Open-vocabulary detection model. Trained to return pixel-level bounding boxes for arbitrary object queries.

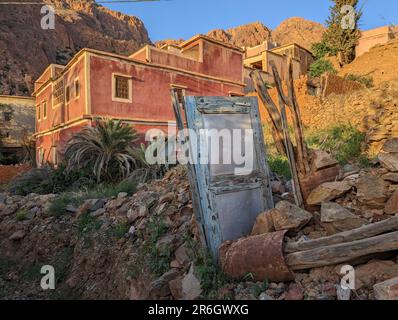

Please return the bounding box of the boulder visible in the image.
[382,138,398,154]
[9,230,26,241]
[181,264,202,300]
[175,243,191,266]
[321,202,367,235]
[271,180,285,194]
[373,277,398,300]
[149,269,180,299]
[272,201,312,232]
[306,181,352,205]
[385,190,398,215]
[284,284,304,300]
[312,150,338,171]
[251,210,275,235]
[356,174,388,208]
[382,172,398,183]
[0,203,18,217]
[355,260,398,290]
[378,153,398,172]
[169,276,183,300]
[127,205,148,223]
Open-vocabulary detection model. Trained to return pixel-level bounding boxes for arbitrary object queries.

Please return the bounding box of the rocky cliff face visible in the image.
[0,0,151,96]
[160,18,325,52]
[207,22,272,48]
[272,17,325,50]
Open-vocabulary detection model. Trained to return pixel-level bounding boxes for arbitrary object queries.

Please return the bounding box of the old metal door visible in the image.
[183,96,274,261]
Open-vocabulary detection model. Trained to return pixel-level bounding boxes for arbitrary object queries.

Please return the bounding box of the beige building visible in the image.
[0,95,35,163]
[356,26,395,57]
[243,41,314,89]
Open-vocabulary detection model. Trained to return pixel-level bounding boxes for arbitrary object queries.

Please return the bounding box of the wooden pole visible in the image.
[286,230,398,271]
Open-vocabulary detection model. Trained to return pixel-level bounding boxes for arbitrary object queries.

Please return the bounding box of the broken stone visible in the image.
[66,205,77,213]
[156,234,179,251]
[175,243,191,266]
[356,174,388,208]
[382,138,398,154]
[9,230,26,241]
[251,211,275,235]
[271,181,285,194]
[378,153,398,172]
[0,203,18,217]
[385,190,398,215]
[272,201,312,232]
[373,276,398,300]
[306,181,352,205]
[312,150,339,171]
[159,192,174,204]
[117,192,128,199]
[149,269,180,299]
[127,205,148,223]
[259,292,274,300]
[284,284,304,300]
[355,260,398,290]
[382,172,398,183]
[169,276,183,300]
[181,264,202,300]
[321,202,367,235]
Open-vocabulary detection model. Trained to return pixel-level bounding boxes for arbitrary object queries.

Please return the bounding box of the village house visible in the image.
[243,41,314,91]
[0,95,35,163]
[33,35,245,166]
[356,26,395,57]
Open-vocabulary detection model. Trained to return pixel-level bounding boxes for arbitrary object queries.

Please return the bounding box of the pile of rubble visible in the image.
[1,142,398,300]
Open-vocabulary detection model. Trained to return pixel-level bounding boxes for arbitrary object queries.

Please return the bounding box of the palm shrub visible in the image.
[64,118,140,183]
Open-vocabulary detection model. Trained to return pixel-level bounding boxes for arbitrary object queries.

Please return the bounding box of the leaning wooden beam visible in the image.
[284,216,398,253]
[270,60,307,177]
[286,230,398,271]
[250,70,287,156]
[286,58,310,175]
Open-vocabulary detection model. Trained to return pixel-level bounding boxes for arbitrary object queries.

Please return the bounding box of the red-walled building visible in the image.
[33,35,245,165]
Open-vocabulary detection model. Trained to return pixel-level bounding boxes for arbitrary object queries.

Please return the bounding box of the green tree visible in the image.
[64,118,140,183]
[322,0,362,66]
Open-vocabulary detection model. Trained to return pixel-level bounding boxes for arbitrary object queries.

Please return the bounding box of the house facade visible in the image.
[356,26,395,57]
[33,35,245,166]
[0,95,35,163]
[243,41,314,91]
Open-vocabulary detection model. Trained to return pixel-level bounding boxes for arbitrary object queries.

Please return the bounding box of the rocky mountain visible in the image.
[272,17,325,50]
[207,22,272,48]
[158,18,325,52]
[0,0,151,96]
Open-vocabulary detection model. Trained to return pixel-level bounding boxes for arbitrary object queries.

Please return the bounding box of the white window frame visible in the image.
[112,73,132,103]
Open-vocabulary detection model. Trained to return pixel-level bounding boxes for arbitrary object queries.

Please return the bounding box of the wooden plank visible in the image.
[286,230,398,271]
[285,216,398,253]
[250,70,287,156]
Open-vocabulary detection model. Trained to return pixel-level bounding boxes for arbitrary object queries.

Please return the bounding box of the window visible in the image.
[3,111,12,122]
[53,77,64,106]
[113,74,132,102]
[65,85,70,104]
[74,79,80,99]
[37,105,41,121]
[43,102,47,119]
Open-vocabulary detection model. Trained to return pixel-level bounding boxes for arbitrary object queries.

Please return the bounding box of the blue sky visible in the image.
[102,0,398,42]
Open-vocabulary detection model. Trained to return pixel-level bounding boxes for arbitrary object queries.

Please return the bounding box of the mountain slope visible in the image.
[0,0,151,95]
[272,17,325,50]
[207,22,272,48]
